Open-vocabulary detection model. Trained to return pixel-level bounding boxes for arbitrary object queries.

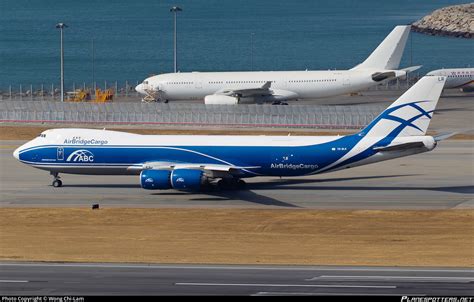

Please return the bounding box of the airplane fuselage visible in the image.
[427,68,474,90]
[15,129,435,177]
[138,70,385,102]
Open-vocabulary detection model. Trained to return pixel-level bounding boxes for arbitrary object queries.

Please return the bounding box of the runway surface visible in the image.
[0,262,472,295]
[1,140,472,209]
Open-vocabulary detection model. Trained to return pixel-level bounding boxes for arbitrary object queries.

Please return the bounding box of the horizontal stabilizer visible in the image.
[371,71,397,82]
[373,141,425,152]
[401,65,422,73]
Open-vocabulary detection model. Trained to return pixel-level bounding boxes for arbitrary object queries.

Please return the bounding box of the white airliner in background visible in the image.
[427,68,474,92]
[136,25,420,105]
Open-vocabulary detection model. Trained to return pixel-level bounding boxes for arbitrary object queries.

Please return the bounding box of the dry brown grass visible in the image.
[0,208,472,267]
[1,125,472,140]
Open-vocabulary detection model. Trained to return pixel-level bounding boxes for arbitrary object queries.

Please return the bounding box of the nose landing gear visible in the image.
[51,172,62,187]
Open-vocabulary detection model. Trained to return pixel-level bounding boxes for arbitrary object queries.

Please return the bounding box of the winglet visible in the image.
[262,81,272,89]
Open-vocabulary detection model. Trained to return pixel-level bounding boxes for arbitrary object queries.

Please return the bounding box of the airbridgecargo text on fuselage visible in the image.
[63,137,108,145]
[270,163,319,170]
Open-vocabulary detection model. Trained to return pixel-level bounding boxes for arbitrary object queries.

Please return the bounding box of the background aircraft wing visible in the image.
[215,81,273,97]
[205,81,298,104]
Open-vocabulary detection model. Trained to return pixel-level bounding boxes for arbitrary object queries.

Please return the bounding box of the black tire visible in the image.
[237,179,246,189]
[217,179,228,190]
[52,180,62,187]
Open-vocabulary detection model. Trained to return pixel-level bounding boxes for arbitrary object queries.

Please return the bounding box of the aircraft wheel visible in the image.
[217,179,228,190]
[217,179,245,190]
[52,179,63,187]
[237,179,246,189]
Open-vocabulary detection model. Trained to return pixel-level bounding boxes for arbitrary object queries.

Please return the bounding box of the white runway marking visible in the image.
[0,280,29,283]
[0,262,472,273]
[175,282,396,289]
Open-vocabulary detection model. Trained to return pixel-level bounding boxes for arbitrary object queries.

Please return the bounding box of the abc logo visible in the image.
[66,150,94,162]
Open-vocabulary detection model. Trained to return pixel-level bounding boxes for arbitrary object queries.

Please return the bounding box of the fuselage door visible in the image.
[57,147,64,161]
[343,77,351,86]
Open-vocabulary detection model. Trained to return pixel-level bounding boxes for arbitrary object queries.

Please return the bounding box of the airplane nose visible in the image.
[135,83,145,95]
[13,147,20,160]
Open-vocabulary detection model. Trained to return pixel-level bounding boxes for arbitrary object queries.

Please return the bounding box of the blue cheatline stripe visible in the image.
[20,160,141,167]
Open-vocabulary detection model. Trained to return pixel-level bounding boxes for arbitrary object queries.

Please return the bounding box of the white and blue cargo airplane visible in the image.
[14,76,447,190]
[135,25,420,104]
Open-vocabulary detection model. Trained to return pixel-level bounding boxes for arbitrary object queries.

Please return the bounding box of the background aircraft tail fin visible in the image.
[352,25,411,71]
[359,75,447,138]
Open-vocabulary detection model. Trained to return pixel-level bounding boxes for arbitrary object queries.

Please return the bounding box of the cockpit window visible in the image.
[38,134,46,138]
[144,81,148,84]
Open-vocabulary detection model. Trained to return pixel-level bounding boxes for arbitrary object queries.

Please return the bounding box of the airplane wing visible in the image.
[128,161,260,177]
[401,65,422,73]
[216,81,273,97]
[205,81,298,104]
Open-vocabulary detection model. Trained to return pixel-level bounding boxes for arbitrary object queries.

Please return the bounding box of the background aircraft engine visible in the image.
[204,95,239,105]
[170,169,206,191]
[140,170,172,190]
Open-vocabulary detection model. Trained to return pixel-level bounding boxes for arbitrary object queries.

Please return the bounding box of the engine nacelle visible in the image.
[204,95,239,105]
[140,170,171,190]
[171,169,205,191]
[140,169,206,191]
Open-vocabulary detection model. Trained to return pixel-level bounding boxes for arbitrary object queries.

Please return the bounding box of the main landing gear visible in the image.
[217,178,246,190]
[51,172,62,187]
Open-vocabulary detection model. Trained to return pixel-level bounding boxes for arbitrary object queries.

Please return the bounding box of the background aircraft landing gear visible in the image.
[50,172,62,187]
[272,101,289,105]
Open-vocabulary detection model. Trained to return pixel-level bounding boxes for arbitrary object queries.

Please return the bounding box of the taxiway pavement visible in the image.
[1,262,473,296]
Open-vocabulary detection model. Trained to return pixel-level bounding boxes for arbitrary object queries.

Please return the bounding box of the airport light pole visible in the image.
[250,32,255,71]
[56,22,68,102]
[170,6,182,73]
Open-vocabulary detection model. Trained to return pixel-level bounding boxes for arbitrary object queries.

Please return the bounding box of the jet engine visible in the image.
[204,95,239,105]
[140,169,207,191]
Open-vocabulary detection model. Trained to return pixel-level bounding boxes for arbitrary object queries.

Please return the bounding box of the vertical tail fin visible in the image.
[351,25,411,71]
[360,75,447,138]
